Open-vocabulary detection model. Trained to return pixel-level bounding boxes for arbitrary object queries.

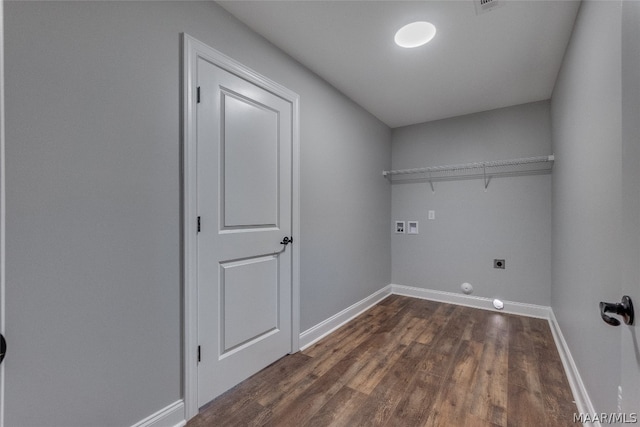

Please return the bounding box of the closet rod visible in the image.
[382,155,554,178]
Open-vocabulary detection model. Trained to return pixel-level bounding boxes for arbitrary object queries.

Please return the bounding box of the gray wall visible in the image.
[550,0,622,414]
[391,101,552,305]
[4,1,391,426]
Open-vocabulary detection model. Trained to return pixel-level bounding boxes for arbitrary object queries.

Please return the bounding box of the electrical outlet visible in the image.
[494,259,505,269]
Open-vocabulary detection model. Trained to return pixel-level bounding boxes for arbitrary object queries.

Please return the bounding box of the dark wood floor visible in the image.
[187,295,577,426]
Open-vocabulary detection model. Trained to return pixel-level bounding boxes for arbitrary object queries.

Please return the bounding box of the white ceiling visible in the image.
[218,0,580,128]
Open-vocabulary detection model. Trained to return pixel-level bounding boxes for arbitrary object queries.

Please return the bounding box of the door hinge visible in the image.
[197,216,201,233]
[197,87,201,104]
[197,345,201,363]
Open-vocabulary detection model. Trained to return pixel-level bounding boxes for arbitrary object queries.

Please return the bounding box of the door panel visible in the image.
[221,91,279,229]
[196,56,292,407]
[220,256,279,353]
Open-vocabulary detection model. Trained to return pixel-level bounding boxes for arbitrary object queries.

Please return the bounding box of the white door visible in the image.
[0,0,5,425]
[620,0,640,414]
[195,56,293,407]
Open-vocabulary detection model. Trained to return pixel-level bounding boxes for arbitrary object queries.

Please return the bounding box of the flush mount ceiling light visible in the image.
[394,21,437,48]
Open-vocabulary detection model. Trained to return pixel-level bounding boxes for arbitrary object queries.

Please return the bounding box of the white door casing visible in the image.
[182,34,300,419]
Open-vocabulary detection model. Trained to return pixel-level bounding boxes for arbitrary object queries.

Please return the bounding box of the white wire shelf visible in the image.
[383,155,554,189]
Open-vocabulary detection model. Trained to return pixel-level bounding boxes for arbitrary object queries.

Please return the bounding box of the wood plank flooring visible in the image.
[187,295,577,427]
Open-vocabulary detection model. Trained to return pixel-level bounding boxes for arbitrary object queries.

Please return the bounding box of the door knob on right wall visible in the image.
[599,296,634,326]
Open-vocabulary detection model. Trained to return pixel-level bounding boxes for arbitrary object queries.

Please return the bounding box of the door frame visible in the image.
[181,34,300,420]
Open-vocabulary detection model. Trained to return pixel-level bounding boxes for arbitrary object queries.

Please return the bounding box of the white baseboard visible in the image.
[547,310,599,427]
[131,400,186,427]
[299,285,392,350]
[390,284,551,319]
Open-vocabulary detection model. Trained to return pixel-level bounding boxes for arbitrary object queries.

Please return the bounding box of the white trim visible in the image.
[299,285,392,350]
[181,33,198,420]
[290,80,301,354]
[181,33,301,421]
[390,284,551,319]
[130,401,185,427]
[547,310,599,427]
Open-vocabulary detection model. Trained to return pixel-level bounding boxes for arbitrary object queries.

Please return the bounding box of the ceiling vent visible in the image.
[475,0,504,15]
